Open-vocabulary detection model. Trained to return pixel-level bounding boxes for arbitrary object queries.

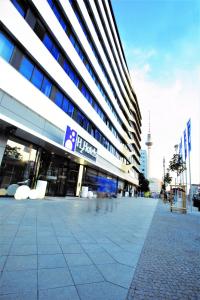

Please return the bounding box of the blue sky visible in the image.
[112,0,200,183]
[112,0,200,80]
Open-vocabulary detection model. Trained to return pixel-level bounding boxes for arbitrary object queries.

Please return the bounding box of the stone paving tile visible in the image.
[97,263,134,289]
[77,281,128,300]
[37,237,58,245]
[0,245,10,256]
[108,250,139,267]
[4,255,37,271]
[127,201,200,300]
[9,244,37,255]
[0,270,37,294]
[37,244,62,255]
[100,243,123,253]
[64,253,93,266]
[0,197,159,299]
[0,256,7,272]
[38,268,73,290]
[12,237,37,245]
[60,243,84,254]
[87,251,116,265]
[0,290,37,300]
[57,236,78,244]
[69,264,104,284]
[81,243,104,253]
[39,286,80,300]
[38,254,67,269]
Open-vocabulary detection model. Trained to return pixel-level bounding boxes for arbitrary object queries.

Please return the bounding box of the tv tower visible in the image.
[145,111,153,179]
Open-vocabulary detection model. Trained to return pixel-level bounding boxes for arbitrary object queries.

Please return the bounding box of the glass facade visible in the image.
[0,0,140,198]
[38,151,79,196]
[0,28,131,164]
[10,0,140,153]
[0,139,37,189]
[0,32,14,62]
[82,167,118,196]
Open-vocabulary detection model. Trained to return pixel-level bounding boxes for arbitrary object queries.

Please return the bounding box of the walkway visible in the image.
[0,196,158,300]
[127,201,200,300]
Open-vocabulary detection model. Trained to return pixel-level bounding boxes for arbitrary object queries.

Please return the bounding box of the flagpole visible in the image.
[184,160,188,209]
[188,151,192,212]
[187,119,192,213]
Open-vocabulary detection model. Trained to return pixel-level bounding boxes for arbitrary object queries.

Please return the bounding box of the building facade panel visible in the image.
[0,0,141,197]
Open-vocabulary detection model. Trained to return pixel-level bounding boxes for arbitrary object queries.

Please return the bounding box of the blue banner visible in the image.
[179,137,183,158]
[183,129,187,160]
[187,119,191,152]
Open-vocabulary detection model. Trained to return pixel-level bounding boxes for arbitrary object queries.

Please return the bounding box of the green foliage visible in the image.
[164,172,172,185]
[138,172,149,192]
[4,145,22,160]
[169,154,186,175]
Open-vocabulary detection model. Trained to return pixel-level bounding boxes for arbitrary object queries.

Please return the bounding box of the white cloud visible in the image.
[130,65,200,183]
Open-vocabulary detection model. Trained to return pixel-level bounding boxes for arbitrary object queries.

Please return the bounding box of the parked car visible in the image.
[193,192,200,211]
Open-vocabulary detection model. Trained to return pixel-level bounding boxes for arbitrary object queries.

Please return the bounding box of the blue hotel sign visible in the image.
[64,126,97,161]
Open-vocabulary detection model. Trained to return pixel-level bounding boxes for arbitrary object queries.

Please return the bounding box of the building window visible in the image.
[11,0,27,18]
[43,34,53,52]
[31,67,44,89]
[54,91,63,107]
[62,97,69,113]
[0,32,14,62]
[41,76,52,97]
[0,29,126,163]
[68,103,74,117]
[19,57,34,80]
[63,60,70,74]
[59,17,67,31]
[51,45,59,60]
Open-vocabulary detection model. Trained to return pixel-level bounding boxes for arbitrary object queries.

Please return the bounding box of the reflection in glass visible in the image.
[19,57,34,80]
[0,32,14,62]
[0,140,37,189]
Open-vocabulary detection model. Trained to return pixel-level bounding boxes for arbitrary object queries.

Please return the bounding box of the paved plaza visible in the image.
[127,201,200,300]
[0,197,158,300]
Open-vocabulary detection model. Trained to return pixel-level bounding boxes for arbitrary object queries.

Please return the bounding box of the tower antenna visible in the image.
[145,111,153,179]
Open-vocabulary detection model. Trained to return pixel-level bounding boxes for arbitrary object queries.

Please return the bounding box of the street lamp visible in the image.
[174,144,179,202]
[163,157,165,190]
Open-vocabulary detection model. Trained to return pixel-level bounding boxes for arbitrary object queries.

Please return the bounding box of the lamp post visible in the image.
[163,157,165,188]
[174,144,178,202]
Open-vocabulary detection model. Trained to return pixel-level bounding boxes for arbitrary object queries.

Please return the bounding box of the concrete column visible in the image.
[0,132,8,166]
[76,165,84,196]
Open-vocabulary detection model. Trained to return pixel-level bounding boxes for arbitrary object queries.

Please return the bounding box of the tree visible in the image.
[138,172,149,192]
[169,154,186,176]
[4,145,22,160]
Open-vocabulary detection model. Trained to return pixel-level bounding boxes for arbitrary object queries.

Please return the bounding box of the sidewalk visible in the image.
[127,201,200,300]
[0,196,158,300]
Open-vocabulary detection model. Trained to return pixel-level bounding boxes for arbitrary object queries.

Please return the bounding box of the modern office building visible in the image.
[139,150,147,179]
[0,0,141,197]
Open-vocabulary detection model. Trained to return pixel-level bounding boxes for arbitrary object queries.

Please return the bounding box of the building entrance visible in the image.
[38,151,79,196]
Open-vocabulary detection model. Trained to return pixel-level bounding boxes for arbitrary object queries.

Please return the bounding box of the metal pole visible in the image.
[188,152,192,212]
[174,144,179,204]
[184,161,188,209]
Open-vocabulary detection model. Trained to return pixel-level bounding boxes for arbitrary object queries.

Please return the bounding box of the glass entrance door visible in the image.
[39,151,79,196]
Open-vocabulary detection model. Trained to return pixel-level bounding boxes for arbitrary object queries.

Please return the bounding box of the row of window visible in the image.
[0,30,130,165]
[72,0,135,127]
[10,0,127,148]
[68,0,140,151]
[47,0,122,126]
[10,0,140,154]
[99,0,133,98]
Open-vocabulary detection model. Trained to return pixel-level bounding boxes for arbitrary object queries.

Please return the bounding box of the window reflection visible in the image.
[0,140,37,189]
